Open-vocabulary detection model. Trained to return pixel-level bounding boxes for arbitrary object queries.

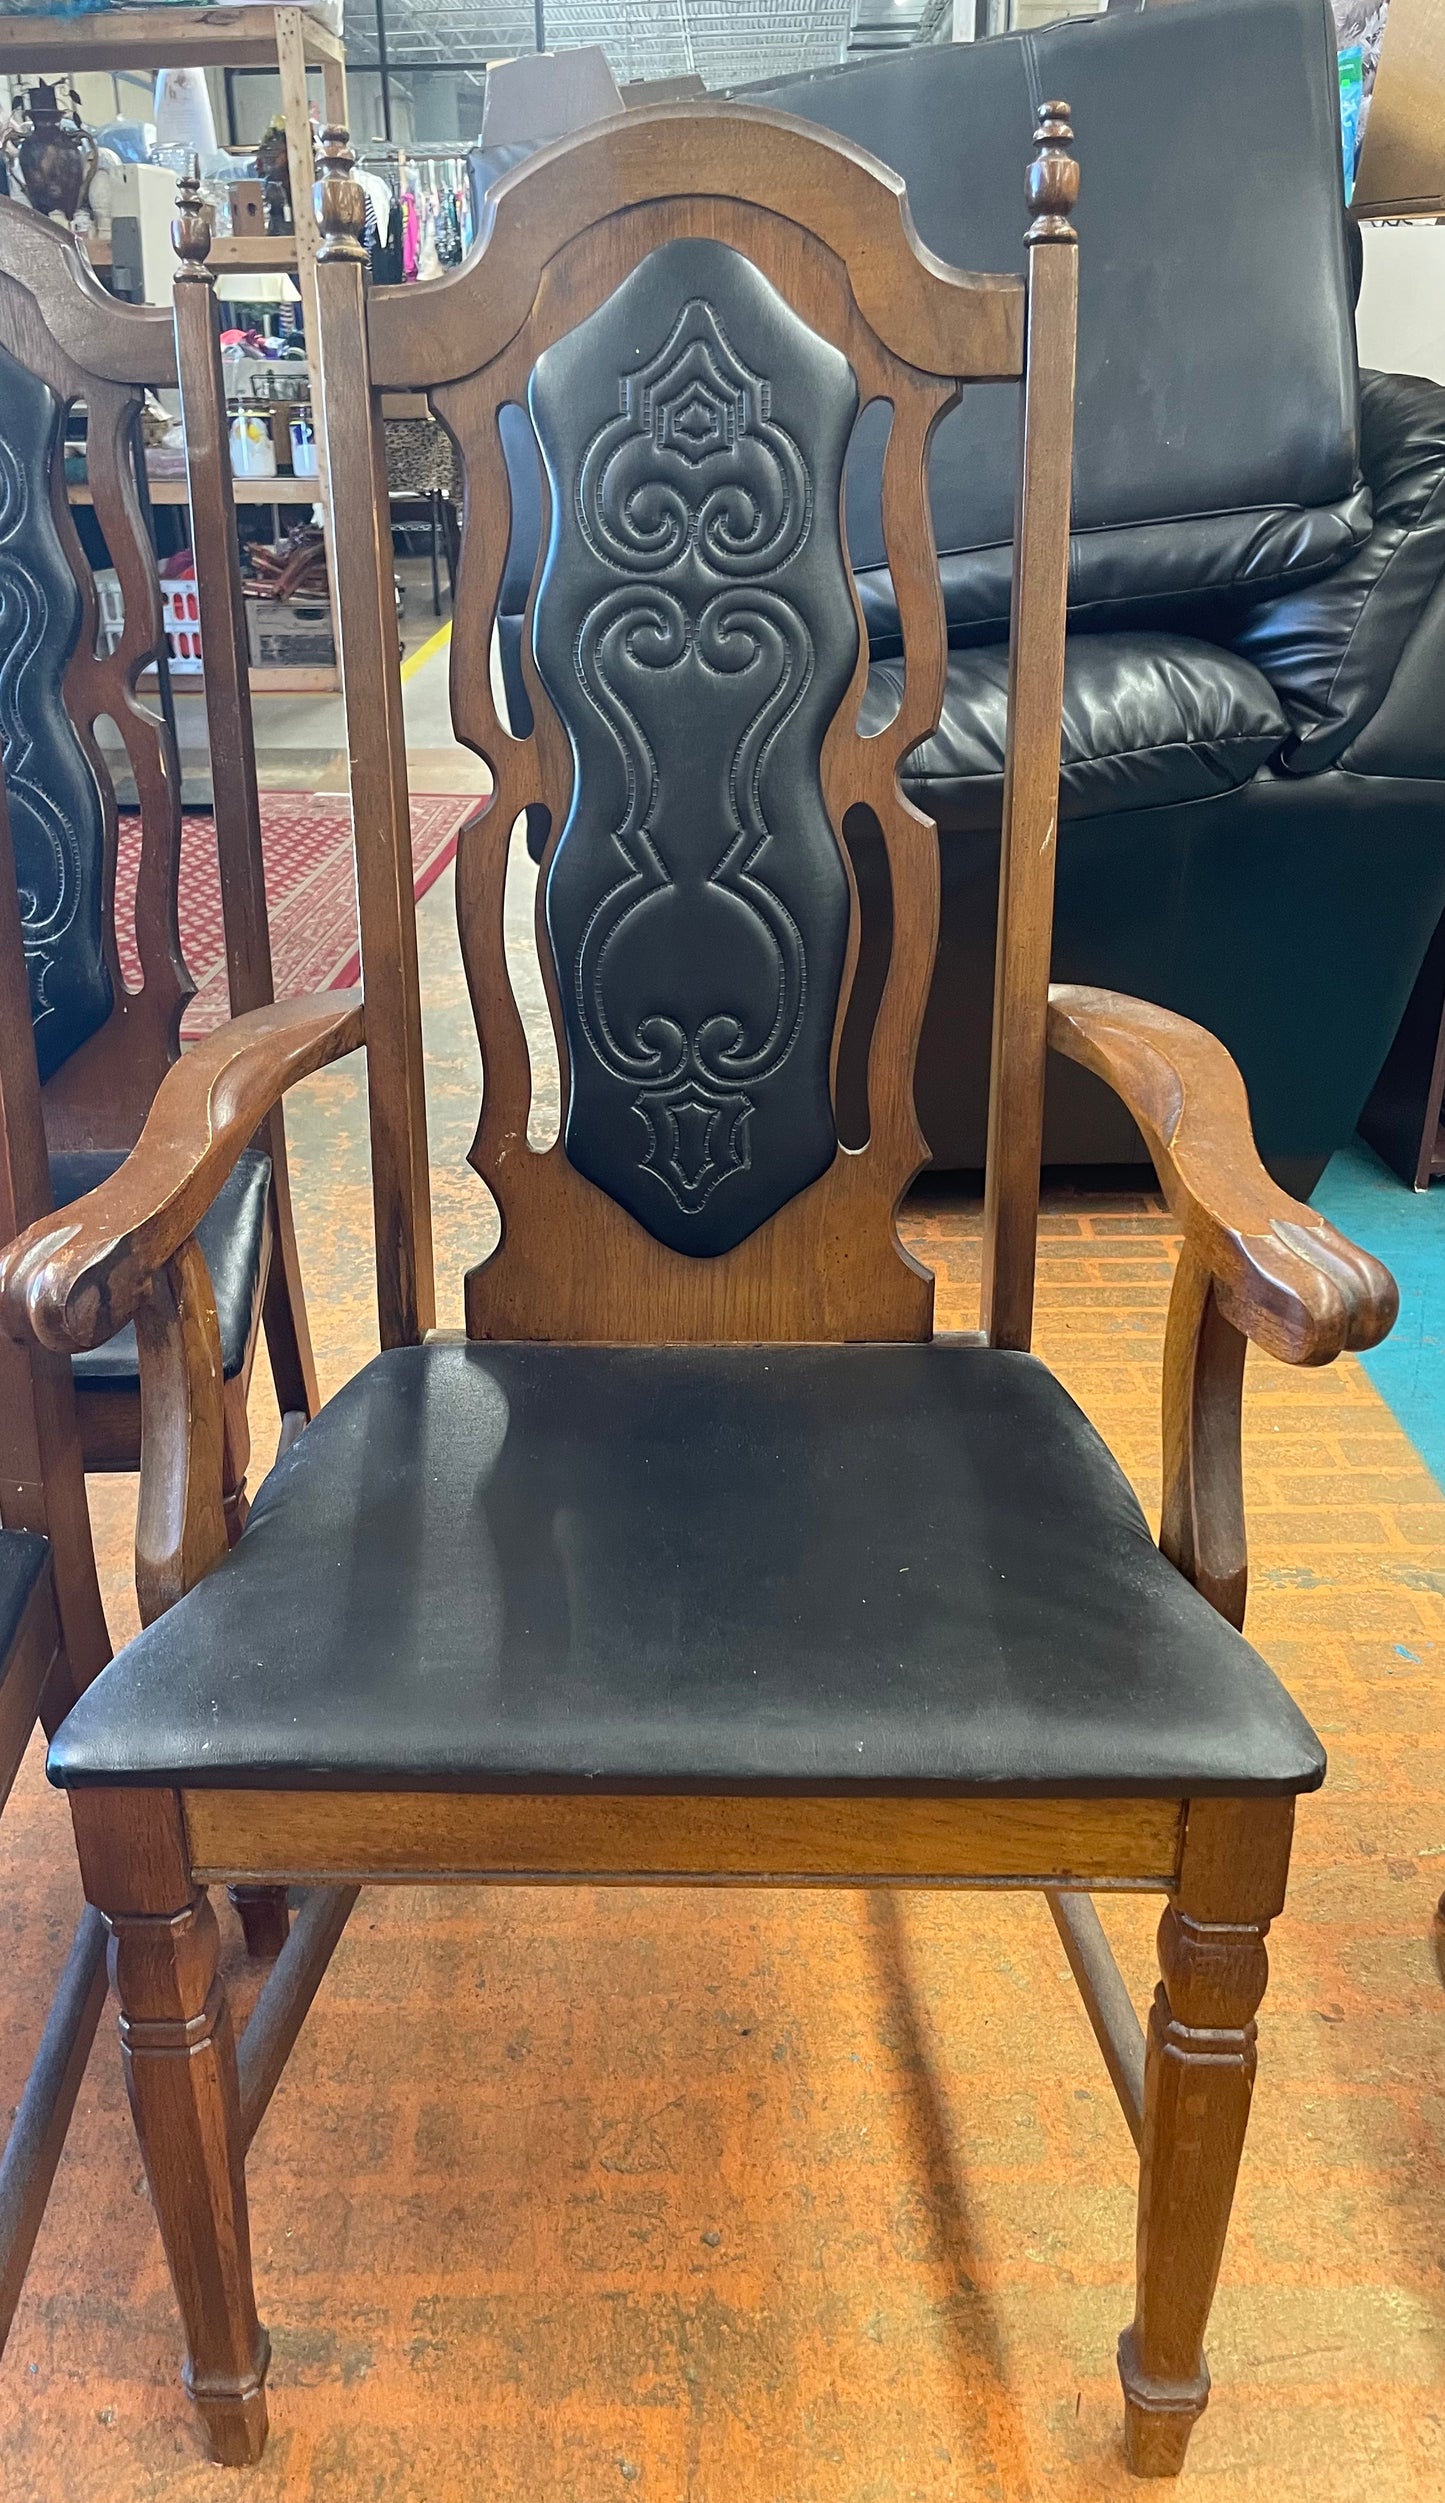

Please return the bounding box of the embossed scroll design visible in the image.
[574,577,811,1218]
[532,260,856,1253]
[0,342,108,1073]
[574,301,810,1220]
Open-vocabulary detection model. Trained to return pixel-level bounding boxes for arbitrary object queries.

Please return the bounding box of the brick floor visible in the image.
[1,874,1442,2501]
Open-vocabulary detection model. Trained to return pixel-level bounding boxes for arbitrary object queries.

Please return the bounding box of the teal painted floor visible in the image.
[1316,1139,1445,1490]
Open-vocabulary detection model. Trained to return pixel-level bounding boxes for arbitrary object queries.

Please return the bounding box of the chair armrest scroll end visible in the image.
[1047,985,1397,1366]
[0,992,365,1357]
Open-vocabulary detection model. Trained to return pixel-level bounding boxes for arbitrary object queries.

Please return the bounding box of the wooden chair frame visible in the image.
[0,107,1396,2476]
[0,196,318,1551]
[0,190,338,1961]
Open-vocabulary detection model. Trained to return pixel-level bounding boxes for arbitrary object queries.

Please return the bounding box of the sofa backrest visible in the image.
[747,0,1369,645]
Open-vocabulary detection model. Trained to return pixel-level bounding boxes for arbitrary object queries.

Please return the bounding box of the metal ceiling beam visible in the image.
[346,0,949,104]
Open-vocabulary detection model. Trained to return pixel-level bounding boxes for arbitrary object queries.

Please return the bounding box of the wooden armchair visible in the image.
[0,198,319,1577]
[0,108,1395,2476]
[0,190,331,1958]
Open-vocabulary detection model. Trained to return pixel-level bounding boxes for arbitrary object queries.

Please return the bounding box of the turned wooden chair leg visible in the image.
[1118,1797,1294,2477]
[228,1884,291,1960]
[109,1892,268,2461]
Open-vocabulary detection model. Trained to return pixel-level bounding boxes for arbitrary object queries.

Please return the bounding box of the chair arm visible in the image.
[1047,985,1396,1367]
[0,995,364,1359]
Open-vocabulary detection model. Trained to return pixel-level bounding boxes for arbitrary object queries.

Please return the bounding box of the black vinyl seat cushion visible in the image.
[50,1148,271,1389]
[47,1342,1323,1800]
[872,634,1288,835]
[0,1530,50,1672]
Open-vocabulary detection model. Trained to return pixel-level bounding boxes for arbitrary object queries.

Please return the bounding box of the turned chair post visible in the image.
[980,105,1080,1354]
[312,128,435,1352]
[172,161,319,1432]
[167,182,306,1955]
[170,184,294,1969]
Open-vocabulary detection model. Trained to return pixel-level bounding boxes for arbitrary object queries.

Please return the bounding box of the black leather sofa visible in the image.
[485,0,1445,1193]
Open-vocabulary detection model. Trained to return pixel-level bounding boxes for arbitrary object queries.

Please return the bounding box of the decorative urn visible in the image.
[11,82,99,223]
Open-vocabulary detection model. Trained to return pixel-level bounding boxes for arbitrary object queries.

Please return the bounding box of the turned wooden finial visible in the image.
[1025,100,1078,244]
[172,154,213,280]
[315,125,368,264]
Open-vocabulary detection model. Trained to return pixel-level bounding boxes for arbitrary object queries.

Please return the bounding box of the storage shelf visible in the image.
[76,228,297,280]
[209,236,300,272]
[0,8,342,74]
[70,476,321,507]
[9,4,347,704]
[141,664,340,696]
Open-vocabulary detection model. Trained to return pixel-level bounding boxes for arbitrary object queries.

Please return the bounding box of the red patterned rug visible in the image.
[115,792,476,1038]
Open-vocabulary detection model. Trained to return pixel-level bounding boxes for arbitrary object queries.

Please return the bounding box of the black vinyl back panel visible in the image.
[0,340,111,1079]
[528,238,860,1258]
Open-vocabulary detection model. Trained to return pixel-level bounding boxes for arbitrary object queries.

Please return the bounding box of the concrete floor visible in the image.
[99,558,488,804]
[2,633,1444,2499]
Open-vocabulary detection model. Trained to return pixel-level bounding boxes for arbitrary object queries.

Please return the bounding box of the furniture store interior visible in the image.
[0,0,1442,2494]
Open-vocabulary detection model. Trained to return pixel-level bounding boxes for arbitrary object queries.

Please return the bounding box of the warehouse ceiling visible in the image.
[346,0,951,93]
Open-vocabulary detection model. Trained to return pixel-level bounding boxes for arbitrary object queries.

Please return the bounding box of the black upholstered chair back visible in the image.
[0,334,111,1078]
[0,204,187,1147]
[527,235,861,1258]
[316,103,1076,1349]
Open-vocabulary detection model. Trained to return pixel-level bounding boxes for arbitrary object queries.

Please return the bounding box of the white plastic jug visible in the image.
[230,410,277,481]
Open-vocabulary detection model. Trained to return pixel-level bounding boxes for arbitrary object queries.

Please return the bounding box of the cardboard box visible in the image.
[228,180,266,236]
[1352,0,1445,217]
[246,596,335,671]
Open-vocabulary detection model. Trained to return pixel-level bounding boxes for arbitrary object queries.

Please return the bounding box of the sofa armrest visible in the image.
[1231,370,1445,773]
[0,996,363,1359]
[1047,985,1396,1365]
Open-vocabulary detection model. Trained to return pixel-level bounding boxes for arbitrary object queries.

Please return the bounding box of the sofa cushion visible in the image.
[866,634,1287,834]
[750,0,1370,638]
[854,498,1373,660]
[1232,370,1445,773]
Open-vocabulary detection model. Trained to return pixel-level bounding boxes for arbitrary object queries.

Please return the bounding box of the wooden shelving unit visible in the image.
[140,664,337,696]
[1,8,346,694]
[209,234,301,271]
[0,6,343,76]
[70,475,321,506]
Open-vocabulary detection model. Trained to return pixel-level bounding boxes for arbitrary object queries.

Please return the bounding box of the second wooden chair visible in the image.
[0,196,318,1540]
[0,194,324,1957]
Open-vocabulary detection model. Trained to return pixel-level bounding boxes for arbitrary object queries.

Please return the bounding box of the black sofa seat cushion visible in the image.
[48,1342,1323,1800]
[870,634,1287,835]
[50,1147,271,1389]
[0,1531,49,1671]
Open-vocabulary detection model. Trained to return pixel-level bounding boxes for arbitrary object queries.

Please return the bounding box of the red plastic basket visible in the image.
[162,578,203,674]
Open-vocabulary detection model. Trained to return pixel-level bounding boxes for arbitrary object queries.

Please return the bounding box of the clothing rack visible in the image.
[353,147,476,285]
